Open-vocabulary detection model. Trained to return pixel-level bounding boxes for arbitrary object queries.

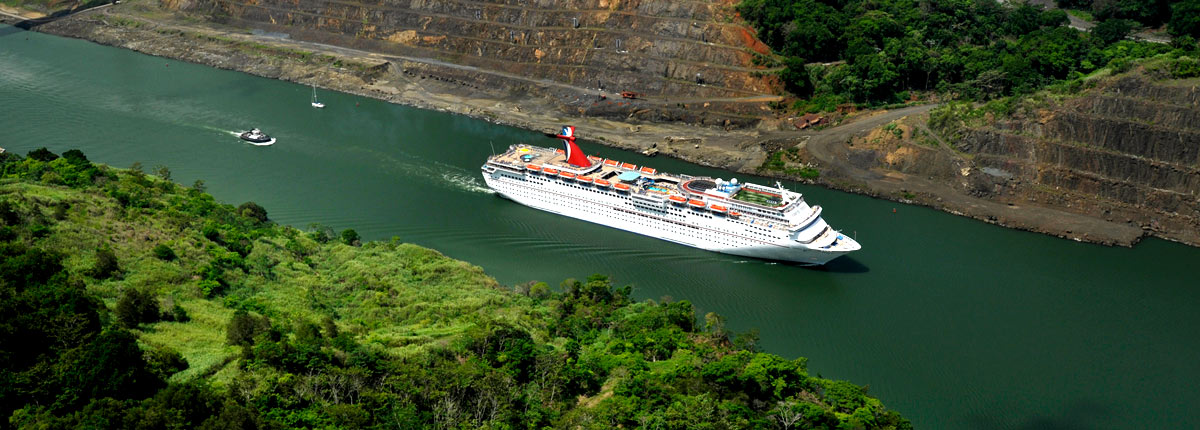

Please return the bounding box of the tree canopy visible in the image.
[737,0,1183,109]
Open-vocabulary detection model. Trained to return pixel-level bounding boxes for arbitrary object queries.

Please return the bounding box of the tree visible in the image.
[91,246,121,279]
[152,244,177,261]
[115,287,161,329]
[62,149,90,166]
[237,202,269,224]
[153,165,172,181]
[340,229,360,246]
[1093,19,1136,45]
[780,57,814,97]
[27,147,58,162]
[226,310,270,346]
[1056,0,1093,8]
[1169,0,1200,38]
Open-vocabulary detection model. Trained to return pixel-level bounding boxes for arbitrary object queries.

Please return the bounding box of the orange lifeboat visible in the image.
[526,164,542,173]
[621,162,637,170]
[594,179,611,188]
[543,168,559,175]
[555,148,565,154]
[687,199,705,209]
[668,195,687,204]
[577,176,594,183]
[709,204,728,214]
[588,155,602,163]
[560,171,576,180]
[640,166,657,175]
[603,159,620,167]
[729,211,741,218]
[614,183,631,192]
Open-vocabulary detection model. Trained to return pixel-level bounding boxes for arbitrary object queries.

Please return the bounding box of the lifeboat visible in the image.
[526,164,542,173]
[577,176,594,184]
[621,162,637,170]
[640,166,657,175]
[543,168,559,175]
[687,199,705,209]
[709,204,728,214]
[729,211,741,218]
[614,183,631,192]
[588,155,603,163]
[603,159,619,167]
[668,195,687,204]
[555,148,565,154]
[594,179,611,188]
[560,171,576,180]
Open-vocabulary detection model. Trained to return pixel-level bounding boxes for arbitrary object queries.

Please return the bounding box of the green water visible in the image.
[3,25,1198,428]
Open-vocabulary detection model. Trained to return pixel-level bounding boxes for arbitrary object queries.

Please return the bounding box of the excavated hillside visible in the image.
[164,0,782,121]
[823,71,1200,246]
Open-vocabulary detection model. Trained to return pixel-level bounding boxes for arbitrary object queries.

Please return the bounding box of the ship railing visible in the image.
[794,225,831,245]
[789,205,822,232]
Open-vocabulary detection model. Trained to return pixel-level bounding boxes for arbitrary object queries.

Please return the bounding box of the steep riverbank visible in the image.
[0,148,909,428]
[2,2,1188,248]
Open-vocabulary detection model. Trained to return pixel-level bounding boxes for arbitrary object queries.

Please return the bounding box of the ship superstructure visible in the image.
[481,127,861,265]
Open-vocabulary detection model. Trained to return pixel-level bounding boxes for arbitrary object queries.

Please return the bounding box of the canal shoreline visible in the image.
[1,5,1157,248]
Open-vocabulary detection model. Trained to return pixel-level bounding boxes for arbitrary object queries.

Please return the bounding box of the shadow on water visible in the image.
[9,0,109,30]
[0,23,25,38]
[802,256,869,273]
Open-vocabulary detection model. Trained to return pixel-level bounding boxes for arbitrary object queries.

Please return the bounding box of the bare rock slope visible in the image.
[823,72,1200,246]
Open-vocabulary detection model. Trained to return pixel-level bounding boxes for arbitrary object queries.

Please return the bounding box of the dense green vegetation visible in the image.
[1,148,908,429]
[736,0,1195,110]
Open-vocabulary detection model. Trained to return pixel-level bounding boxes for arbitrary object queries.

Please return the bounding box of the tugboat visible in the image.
[239,128,275,146]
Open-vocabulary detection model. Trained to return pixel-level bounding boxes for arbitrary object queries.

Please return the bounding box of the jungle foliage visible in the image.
[0,148,908,429]
[737,0,1193,109]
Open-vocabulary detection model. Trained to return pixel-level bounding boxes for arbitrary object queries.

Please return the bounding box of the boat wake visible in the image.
[441,171,495,194]
[347,148,494,195]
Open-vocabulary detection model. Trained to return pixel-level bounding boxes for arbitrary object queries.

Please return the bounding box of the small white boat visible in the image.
[311,84,325,109]
[239,128,276,146]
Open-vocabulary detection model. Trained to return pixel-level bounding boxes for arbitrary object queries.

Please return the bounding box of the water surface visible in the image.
[3,25,1198,429]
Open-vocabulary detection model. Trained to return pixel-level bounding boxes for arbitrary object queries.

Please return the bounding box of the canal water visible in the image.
[3,25,1198,429]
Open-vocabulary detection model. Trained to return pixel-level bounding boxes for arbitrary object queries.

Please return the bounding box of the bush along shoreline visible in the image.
[0,148,909,429]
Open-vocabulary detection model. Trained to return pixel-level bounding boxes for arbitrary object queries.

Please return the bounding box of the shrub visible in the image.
[91,246,122,279]
[152,244,177,261]
[237,202,269,224]
[115,287,161,329]
[226,310,271,346]
[1093,19,1136,45]
[62,149,90,166]
[145,347,189,381]
[26,147,58,162]
[162,302,190,322]
[1170,57,1200,78]
[340,229,360,246]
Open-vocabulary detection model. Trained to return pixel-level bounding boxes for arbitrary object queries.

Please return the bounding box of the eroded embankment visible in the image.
[6,4,1192,248]
[810,73,1200,247]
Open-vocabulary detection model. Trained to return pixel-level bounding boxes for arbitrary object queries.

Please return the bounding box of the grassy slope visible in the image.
[2,154,908,428]
[9,177,537,383]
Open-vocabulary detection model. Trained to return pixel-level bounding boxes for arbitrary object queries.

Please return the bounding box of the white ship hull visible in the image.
[482,168,857,265]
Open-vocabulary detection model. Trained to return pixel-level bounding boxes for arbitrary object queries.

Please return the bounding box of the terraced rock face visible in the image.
[955,75,1200,245]
[170,0,780,100]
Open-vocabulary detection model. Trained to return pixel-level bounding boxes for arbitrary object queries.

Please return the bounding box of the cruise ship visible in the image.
[481,126,861,265]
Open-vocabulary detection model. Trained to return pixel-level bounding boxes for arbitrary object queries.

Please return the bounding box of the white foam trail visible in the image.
[441,171,495,194]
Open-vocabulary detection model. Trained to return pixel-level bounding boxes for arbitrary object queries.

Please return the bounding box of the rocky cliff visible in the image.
[165,0,781,118]
[839,72,1200,246]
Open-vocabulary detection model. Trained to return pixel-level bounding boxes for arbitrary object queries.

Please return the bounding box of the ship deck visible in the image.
[488,144,801,232]
[491,144,689,195]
